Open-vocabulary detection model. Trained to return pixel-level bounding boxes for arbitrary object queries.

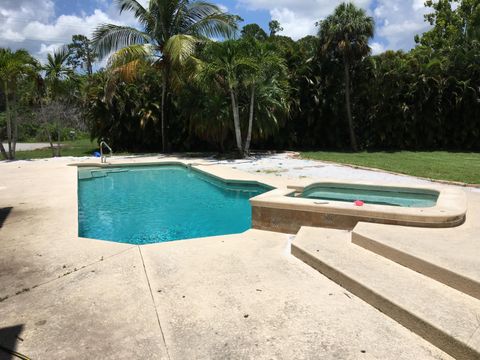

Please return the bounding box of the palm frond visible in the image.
[0,48,38,86]
[107,44,155,68]
[43,46,73,81]
[112,59,143,83]
[317,2,374,59]
[92,24,153,59]
[115,0,153,28]
[183,2,238,39]
[163,34,198,66]
[187,13,238,39]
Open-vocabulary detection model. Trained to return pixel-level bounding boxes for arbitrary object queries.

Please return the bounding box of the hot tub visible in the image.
[250,180,466,233]
[294,183,439,208]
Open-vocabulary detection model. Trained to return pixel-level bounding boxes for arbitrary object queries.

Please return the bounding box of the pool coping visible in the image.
[73,160,282,189]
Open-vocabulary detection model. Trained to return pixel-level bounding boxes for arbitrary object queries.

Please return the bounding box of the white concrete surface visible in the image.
[0,156,454,359]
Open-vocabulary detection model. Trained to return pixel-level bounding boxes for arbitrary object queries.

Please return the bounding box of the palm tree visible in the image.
[0,49,38,160]
[92,0,238,152]
[200,39,289,157]
[44,47,74,99]
[242,39,289,154]
[41,47,77,156]
[201,40,256,156]
[318,2,374,151]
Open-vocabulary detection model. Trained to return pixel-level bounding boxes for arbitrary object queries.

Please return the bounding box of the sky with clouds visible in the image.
[0,0,433,62]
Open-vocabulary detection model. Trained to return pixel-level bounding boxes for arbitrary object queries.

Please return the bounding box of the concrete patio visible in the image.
[1,156,477,359]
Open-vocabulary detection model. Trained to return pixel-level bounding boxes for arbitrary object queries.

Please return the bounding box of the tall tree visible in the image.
[241,24,267,41]
[0,49,38,160]
[67,34,98,75]
[201,40,253,155]
[318,2,374,151]
[92,0,237,152]
[44,47,74,99]
[201,39,289,157]
[268,20,283,37]
[42,47,77,156]
[243,39,289,154]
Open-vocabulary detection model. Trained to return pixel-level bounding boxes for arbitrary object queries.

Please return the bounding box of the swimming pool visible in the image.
[297,183,439,207]
[78,164,272,244]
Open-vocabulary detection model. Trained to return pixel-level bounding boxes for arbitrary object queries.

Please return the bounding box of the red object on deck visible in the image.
[354,200,364,206]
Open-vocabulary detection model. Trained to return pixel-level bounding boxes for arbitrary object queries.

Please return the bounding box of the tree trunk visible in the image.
[244,85,255,156]
[230,88,243,156]
[12,92,17,159]
[343,58,358,152]
[4,81,12,160]
[56,122,61,157]
[86,49,93,76]
[0,142,7,160]
[160,77,167,153]
[46,129,55,157]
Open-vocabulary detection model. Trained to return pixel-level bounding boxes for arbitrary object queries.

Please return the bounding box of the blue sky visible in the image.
[53,0,272,31]
[0,0,433,61]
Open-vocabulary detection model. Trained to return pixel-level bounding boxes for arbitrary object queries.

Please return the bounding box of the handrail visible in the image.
[99,141,113,163]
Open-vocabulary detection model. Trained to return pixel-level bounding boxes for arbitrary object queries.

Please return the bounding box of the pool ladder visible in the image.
[99,141,113,163]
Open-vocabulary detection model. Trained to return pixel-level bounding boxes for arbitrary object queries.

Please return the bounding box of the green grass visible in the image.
[300,151,480,184]
[14,138,99,160]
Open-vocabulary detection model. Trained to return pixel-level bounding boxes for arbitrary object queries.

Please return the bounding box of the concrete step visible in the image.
[352,222,480,301]
[292,227,480,360]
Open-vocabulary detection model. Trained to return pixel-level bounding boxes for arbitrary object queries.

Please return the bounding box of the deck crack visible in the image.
[138,246,171,360]
[0,246,136,303]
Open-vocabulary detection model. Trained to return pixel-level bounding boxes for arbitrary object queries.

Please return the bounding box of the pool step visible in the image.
[78,169,130,180]
[292,227,480,360]
[78,170,107,180]
[352,224,480,300]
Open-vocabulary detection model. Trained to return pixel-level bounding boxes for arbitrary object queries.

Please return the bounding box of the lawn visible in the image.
[301,151,480,185]
[14,138,99,160]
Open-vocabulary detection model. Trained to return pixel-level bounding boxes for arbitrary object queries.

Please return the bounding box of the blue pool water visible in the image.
[78,165,271,244]
[298,183,438,207]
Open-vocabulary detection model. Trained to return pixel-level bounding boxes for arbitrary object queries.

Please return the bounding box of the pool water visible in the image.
[78,165,271,244]
[298,183,438,207]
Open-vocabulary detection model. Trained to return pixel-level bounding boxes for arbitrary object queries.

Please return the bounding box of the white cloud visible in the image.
[0,29,25,43]
[373,0,431,50]
[21,10,120,44]
[412,0,426,11]
[0,0,140,62]
[217,4,229,13]
[270,8,316,40]
[38,43,64,58]
[370,42,386,55]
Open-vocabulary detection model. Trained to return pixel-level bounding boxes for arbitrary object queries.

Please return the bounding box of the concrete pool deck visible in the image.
[0,155,478,359]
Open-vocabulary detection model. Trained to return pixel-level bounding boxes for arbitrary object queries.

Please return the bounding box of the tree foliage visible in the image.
[0,49,39,159]
[92,0,238,152]
[317,2,374,151]
[67,34,98,75]
[241,24,267,41]
[268,20,283,37]
[1,1,480,159]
